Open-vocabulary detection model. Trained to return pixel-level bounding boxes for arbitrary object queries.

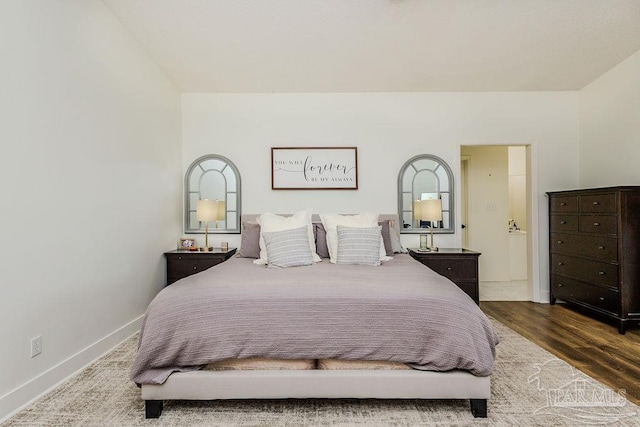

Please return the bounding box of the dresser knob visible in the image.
[178,256,183,260]
[594,222,600,226]
[558,262,564,266]
[193,266,198,270]
[599,296,605,301]
[560,202,566,206]
[560,221,567,225]
[598,246,605,250]
[593,201,600,205]
[558,283,564,287]
[557,240,563,244]
[599,271,605,275]
[447,267,452,271]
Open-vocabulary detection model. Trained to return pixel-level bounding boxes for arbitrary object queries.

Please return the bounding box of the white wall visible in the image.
[579,48,640,187]
[0,1,182,420]
[182,92,580,302]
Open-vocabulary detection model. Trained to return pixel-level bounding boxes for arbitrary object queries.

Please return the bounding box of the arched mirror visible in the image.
[398,154,454,234]
[184,154,241,234]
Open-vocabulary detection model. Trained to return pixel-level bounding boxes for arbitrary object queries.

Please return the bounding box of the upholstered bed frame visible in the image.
[139,214,491,419]
[142,368,490,418]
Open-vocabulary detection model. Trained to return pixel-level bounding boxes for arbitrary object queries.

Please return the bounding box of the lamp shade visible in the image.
[216,200,226,220]
[420,199,443,221]
[413,199,422,221]
[196,199,218,222]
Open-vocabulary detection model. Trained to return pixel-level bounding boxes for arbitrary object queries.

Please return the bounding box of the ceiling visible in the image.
[103,0,640,93]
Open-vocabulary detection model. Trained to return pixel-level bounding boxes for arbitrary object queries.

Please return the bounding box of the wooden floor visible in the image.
[481,301,640,406]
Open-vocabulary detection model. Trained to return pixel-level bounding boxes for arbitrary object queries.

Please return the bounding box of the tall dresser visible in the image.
[547,186,640,334]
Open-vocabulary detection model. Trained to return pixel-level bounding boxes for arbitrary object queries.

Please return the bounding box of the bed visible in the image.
[131,213,499,419]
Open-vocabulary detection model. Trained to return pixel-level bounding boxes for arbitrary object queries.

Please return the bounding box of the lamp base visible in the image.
[428,246,439,252]
[199,246,213,252]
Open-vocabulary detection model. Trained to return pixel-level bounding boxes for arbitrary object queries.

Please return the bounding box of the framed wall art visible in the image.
[271,147,358,190]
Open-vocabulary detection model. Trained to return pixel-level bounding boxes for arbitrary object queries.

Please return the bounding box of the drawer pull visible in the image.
[193,266,198,270]
[599,271,605,275]
[558,283,564,287]
[178,256,183,260]
[560,220,567,225]
[599,296,605,301]
[594,222,600,226]
[598,246,605,250]
[447,267,452,271]
[560,202,566,206]
[557,240,563,244]
[557,262,564,266]
[593,201,600,206]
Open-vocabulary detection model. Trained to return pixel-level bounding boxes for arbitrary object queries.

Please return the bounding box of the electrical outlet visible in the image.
[30,336,42,358]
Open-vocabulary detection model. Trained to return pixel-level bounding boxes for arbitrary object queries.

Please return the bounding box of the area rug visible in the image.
[2,319,638,426]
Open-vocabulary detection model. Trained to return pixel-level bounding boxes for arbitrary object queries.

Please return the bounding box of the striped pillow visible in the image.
[262,226,314,269]
[336,225,382,266]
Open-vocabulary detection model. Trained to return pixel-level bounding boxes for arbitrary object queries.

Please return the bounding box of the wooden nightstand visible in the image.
[408,248,481,304]
[164,248,237,285]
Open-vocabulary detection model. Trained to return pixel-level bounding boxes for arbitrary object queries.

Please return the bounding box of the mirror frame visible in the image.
[184,154,241,234]
[397,154,455,234]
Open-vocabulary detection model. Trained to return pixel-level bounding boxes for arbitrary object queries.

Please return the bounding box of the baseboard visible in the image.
[0,315,143,423]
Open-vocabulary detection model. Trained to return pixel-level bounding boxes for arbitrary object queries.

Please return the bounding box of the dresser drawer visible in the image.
[550,195,578,213]
[550,214,578,232]
[551,275,620,315]
[420,258,478,281]
[579,215,617,235]
[579,193,616,213]
[551,254,619,289]
[551,233,618,262]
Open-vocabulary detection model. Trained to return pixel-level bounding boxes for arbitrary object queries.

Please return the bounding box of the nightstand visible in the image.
[164,248,237,285]
[408,248,481,304]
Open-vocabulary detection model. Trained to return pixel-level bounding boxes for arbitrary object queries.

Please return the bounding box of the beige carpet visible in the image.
[2,319,638,426]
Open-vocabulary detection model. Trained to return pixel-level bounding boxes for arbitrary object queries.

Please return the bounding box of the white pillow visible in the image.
[319,212,392,264]
[254,210,320,265]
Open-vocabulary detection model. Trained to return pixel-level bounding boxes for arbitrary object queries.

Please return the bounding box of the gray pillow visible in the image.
[379,220,393,257]
[314,222,330,258]
[336,225,382,266]
[237,221,261,258]
[262,226,314,269]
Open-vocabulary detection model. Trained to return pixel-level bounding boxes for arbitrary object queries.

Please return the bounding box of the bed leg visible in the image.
[470,399,487,418]
[145,400,163,418]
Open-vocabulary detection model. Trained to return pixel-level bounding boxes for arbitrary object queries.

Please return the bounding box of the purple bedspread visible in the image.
[131,254,499,385]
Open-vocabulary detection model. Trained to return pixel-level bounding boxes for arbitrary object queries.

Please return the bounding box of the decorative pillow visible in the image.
[319,213,392,264]
[379,220,393,257]
[262,226,315,269]
[389,225,405,253]
[237,221,261,258]
[336,225,382,266]
[255,210,320,265]
[314,222,330,258]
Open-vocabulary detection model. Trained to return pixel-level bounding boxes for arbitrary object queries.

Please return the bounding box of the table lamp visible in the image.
[196,199,218,251]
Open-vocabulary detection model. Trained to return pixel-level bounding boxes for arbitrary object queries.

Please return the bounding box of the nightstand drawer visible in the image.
[167,257,213,279]
[164,249,237,285]
[421,258,478,281]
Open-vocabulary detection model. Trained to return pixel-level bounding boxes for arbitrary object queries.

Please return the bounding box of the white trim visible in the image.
[0,315,144,423]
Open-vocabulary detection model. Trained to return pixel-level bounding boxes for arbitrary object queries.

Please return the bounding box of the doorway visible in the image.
[460,145,531,301]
